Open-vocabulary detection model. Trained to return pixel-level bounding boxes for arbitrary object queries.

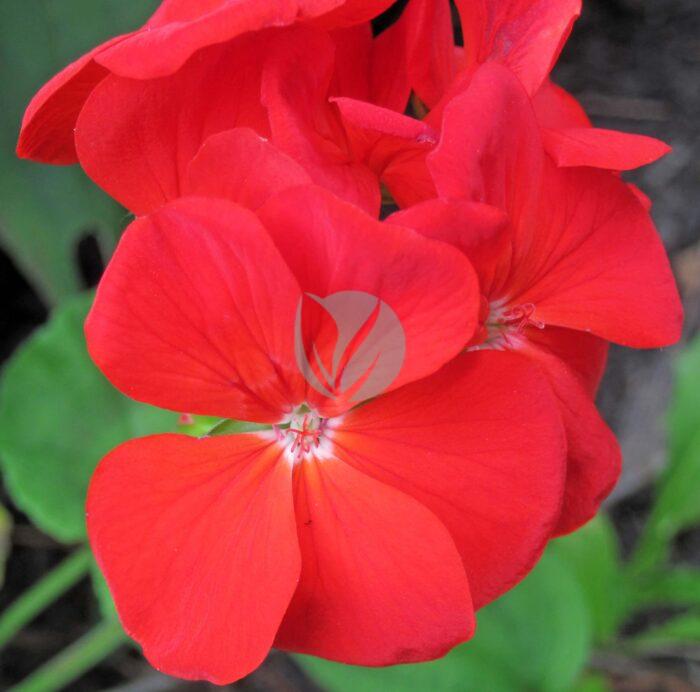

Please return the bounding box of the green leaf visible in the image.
[0,293,176,543]
[631,336,700,572]
[631,611,700,649]
[667,334,700,463]
[550,515,624,643]
[0,0,158,305]
[298,645,516,692]
[298,552,592,692]
[208,419,272,436]
[630,567,700,610]
[572,674,612,692]
[633,431,700,572]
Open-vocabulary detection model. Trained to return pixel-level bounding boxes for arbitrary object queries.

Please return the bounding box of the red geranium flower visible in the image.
[389,64,683,534]
[85,149,567,682]
[380,0,582,110]
[339,0,671,207]
[18,1,433,216]
[16,0,402,162]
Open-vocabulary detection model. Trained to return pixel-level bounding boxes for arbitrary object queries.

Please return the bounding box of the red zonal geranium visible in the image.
[390,64,683,535]
[84,148,567,683]
[16,0,399,163]
[16,3,427,217]
[336,0,672,203]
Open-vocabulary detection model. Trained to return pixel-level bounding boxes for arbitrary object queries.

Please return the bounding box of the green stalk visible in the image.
[10,619,126,692]
[0,547,91,648]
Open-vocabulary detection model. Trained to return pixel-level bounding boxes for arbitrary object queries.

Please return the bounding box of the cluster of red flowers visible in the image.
[18,0,683,684]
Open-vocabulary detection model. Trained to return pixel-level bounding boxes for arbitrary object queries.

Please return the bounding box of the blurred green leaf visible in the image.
[630,567,700,610]
[667,334,700,464]
[298,644,516,692]
[631,336,700,572]
[298,552,592,692]
[0,292,176,543]
[572,674,611,692]
[0,0,158,305]
[631,611,700,649]
[176,415,224,437]
[551,515,623,643]
[645,429,700,545]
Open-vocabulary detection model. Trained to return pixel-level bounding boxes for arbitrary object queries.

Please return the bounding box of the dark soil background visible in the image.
[1,0,699,689]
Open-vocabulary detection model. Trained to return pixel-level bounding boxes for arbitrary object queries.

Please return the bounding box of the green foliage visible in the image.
[572,674,611,692]
[632,336,700,572]
[0,0,157,305]
[631,567,700,610]
[298,552,592,692]
[0,293,176,543]
[550,515,623,643]
[631,611,700,650]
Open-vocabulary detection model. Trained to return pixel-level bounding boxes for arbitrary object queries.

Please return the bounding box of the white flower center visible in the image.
[272,408,335,465]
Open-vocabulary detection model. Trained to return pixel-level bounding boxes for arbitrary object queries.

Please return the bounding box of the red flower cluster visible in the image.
[18,0,682,684]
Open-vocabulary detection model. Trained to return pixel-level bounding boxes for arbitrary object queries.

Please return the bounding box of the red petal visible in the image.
[428,63,544,224]
[512,166,683,348]
[328,25,372,101]
[185,129,312,210]
[88,434,299,684]
[387,197,514,294]
[333,350,567,608]
[456,0,581,95]
[275,458,474,663]
[400,0,459,108]
[628,183,653,211]
[518,342,621,535]
[75,37,271,215]
[533,79,591,129]
[526,326,608,398]
[370,17,412,112]
[96,1,298,79]
[333,97,438,206]
[261,28,380,215]
[257,185,480,412]
[542,128,671,170]
[86,197,304,421]
[16,36,126,164]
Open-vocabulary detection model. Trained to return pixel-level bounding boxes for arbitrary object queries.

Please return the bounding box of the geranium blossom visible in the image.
[337,0,671,207]
[389,64,683,533]
[17,2,424,216]
[65,25,432,216]
[17,0,672,217]
[84,156,568,681]
[15,0,398,162]
[13,0,684,683]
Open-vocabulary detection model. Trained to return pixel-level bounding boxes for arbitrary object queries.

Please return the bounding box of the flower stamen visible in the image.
[497,303,545,333]
[274,410,329,463]
[473,300,546,351]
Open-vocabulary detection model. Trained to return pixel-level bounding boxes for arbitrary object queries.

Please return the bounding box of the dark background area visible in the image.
[0,0,699,689]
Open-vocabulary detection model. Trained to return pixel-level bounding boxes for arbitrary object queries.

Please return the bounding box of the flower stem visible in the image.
[0,547,91,648]
[9,619,127,692]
